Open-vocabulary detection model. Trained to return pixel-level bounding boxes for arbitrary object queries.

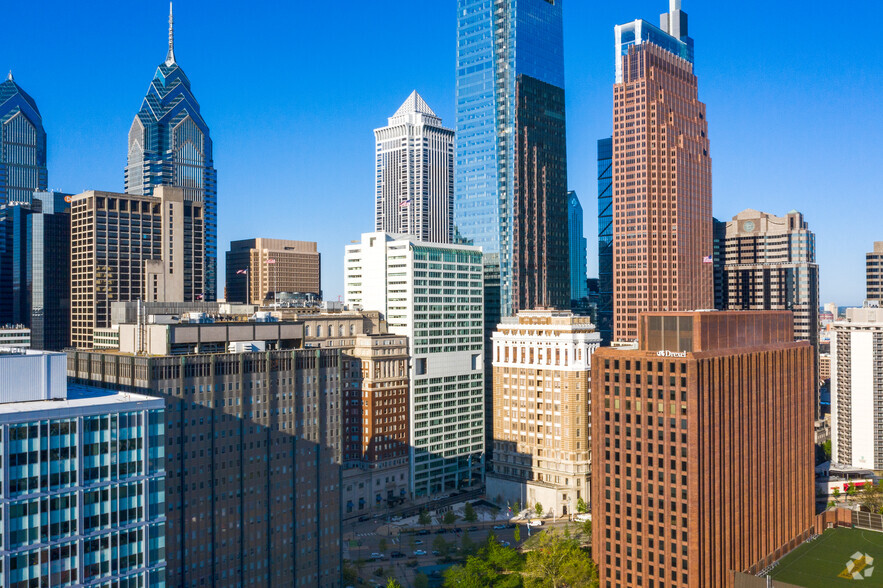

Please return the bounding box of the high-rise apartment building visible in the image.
[345,232,485,496]
[592,311,814,587]
[597,137,613,345]
[612,1,712,343]
[832,306,883,470]
[0,72,47,206]
[568,191,588,303]
[70,187,204,349]
[226,238,321,304]
[866,242,883,303]
[455,0,569,316]
[0,191,72,350]
[375,91,454,243]
[69,344,345,587]
[0,348,166,587]
[125,5,218,300]
[487,310,600,516]
[717,209,819,346]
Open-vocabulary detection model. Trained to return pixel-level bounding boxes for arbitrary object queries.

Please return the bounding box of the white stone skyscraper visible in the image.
[374,91,454,243]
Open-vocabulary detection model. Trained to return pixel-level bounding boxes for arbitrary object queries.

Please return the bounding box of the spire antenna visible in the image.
[165,2,176,66]
[6,71,13,82]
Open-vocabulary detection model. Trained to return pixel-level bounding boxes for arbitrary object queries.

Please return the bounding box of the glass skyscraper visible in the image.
[455,0,567,316]
[597,138,613,344]
[0,72,47,207]
[0,191,72,350]
[125,6,217,300]
[567,191,587,302]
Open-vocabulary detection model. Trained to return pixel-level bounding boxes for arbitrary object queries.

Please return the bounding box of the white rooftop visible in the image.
[0,383,162,422]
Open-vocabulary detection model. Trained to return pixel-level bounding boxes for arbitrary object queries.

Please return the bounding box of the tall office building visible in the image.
[0,191,72,350]
[597,137,613,344]
[375,91,454,243]
[867,242,883,303]
[832,306,883,470]
[70,187,204,348]
[717,209,819,345]
[568,191,588,303]
[345,232,485,496]
[487,310,600,516]
[0,72,47,206]
[69,342,345,587]
[592,311,814,587]
[226,238,321,304]
[612,1,712,343]
[0,348,166,587]
[455,0,569,316]
[125,5,218,300]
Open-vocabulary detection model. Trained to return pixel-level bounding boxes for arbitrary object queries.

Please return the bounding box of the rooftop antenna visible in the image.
[165,2,176,66]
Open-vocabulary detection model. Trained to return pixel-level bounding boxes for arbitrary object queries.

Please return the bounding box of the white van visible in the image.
[574,513,591,522]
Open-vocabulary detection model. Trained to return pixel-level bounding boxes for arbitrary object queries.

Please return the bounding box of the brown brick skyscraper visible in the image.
[612,1,712,343]
[591,311,815,587]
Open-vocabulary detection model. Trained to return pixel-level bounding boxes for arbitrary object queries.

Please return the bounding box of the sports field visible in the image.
[769,527,883,587]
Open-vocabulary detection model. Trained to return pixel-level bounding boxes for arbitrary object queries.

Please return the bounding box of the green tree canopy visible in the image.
[861,481,883,513]
[534,502,544,517]
[415,573,430,588]
[419,509,431,526]
[386,578,403,588]
[464,502,478,522]
[443,510,458,525]
[522,531,598,588]
[576,498,587,514]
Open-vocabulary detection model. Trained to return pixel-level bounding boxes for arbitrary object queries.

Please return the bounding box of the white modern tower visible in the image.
[375,92,454,244]
[832,305,883,469]
[345,232,484,497]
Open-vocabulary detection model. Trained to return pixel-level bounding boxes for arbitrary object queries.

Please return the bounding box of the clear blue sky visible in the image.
[4,1,881,305]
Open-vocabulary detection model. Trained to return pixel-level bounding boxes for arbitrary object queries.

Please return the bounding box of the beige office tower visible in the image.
[487,309,601,516]
[612,1,713,344]
[225,238,321,304]
[70,186,204,348]
[867,242,883,303]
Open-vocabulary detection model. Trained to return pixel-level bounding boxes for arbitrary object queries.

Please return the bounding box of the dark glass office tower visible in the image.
[455,0,568,315]
[0,191,71,349]
[0,72,47,207]
[125,5,217,300]
[597,138,613,344]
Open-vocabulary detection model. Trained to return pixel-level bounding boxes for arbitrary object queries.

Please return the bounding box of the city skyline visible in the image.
[2,1,881,305]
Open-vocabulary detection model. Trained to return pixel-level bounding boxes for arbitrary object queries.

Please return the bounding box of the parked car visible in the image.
[391,551,405,559]
[390,515,403,522]
[467,526,478,532]
[417,529,430,536]
[358,515,371,522]
[500,541,511,547]
[527,520,544,527]
[415,540,424,545]
[434,529,447,534]
[493,524,507,530]
[414,550,427,556]
[506,523,517,529]
[453,527,462,533]
[369,552,385,559]
[432,550,441,556]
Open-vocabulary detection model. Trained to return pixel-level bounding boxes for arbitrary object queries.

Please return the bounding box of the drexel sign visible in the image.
[657,350,687,358]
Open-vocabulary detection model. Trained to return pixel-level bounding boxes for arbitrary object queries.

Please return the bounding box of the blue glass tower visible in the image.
[126,4,217,300]
[568,191,587,302]
[0,72,47,206]
[455,0,566,316]
[597,138,613,344]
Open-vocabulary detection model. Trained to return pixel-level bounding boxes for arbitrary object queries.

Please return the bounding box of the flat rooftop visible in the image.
[0,383,162,420]
[769,527,883,586]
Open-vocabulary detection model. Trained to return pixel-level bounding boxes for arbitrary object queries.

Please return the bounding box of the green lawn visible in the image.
[769,527,883,587]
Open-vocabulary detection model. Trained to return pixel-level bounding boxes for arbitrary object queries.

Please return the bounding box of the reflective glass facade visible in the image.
[0,389,166,588]
[0,192,72,350]
[596,138,613,344]
[125,14,217,300]
[0,74,47,207]
[455,0,566,316]
[568,191,587,301]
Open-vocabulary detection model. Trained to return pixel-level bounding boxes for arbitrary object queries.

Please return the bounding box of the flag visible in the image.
[236,269,248,275]
[399,199,412,207]
[702,255,713,263]
[266,259,276,264]
[196,293,204,300]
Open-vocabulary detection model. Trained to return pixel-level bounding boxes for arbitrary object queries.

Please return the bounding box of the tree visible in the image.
[379,538,388,554]
[861,481,883,513]
[523,531,598,588]
[833,487,841,500]
[823,439,832,462]
[443,538,525,588]
[386,578,403,588]
[415,573,430,588]
[847,484,858,498]
[419,509,431,526]
[443,510,458,525]
[514,500,522,514]
[433,535,450,558]
[535,502,544,517]
[464,502,478,522]
[576,497,587,514]
[461,531,476,557]
[514,525,521,543]
[581,519,592,537]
